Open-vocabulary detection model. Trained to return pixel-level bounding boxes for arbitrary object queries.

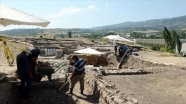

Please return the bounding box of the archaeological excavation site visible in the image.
[1,37,186,104]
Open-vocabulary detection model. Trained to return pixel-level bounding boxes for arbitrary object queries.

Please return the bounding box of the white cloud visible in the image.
[47,4,99,18]
[105,3,109,7]
[47,7,82,18]
[86,4,100,11]
[86,4,96,10]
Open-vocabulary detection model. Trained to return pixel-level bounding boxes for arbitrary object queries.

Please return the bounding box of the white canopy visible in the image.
[0,4,50,27]
[74,48,104,55]
[104,35,132,42]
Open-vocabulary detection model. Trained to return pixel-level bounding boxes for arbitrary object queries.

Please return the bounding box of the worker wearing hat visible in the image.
[29,48,41,76]
[17,47,41,98]
[16,48,32,99]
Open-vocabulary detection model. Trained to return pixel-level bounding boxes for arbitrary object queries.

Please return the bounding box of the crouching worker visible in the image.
[66,55,87,95]
[29,48,41,76]
[16,49,32,99]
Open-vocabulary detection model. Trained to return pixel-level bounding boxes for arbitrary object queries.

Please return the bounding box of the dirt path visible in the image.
[137,50,186,67]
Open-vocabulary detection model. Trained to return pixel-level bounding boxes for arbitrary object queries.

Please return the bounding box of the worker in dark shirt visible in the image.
[17,50,32,99]
[29,48,41,76]
[66,55,87,95]
[123,44,128,54]
[17,48,41,98]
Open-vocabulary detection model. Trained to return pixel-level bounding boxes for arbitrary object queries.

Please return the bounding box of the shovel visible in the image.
[53,79,70,93]
[53,64,64,73]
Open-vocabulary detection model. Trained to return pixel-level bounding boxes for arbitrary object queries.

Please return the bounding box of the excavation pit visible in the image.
[5,80,73,104]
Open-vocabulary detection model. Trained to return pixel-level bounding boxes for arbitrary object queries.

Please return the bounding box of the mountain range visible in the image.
[91,15,186,31]
[1,15,186,36]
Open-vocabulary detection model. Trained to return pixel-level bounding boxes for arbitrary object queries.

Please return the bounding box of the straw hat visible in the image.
[23,46,34,54]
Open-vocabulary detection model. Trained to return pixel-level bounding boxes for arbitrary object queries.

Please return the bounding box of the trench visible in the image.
[3,54,140,104]
[1,39,149,104]
[6,80,70,104]
[4,78,101,104]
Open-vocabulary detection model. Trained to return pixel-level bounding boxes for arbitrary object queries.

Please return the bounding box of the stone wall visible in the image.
[84,66,138,104]
[102,68,152,75]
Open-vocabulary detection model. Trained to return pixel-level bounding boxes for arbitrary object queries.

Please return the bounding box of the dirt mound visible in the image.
[68,54,108,67]
[107,54,118,67]
[106,54,165,69]
[122,56,163,69]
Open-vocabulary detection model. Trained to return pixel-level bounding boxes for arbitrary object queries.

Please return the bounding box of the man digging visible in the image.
[66,55,87,95]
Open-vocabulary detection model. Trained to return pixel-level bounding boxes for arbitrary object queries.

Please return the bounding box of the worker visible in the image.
[66,55,87,95]
[29,48,41,76]
[123,44,128,54]
[117,44,123,57]
[16,48,32,99]
[129,47,133,55]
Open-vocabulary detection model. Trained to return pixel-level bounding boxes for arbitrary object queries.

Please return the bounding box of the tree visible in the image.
[61,34,64,38]
[68,31,72,38]
[182,32,186,39]
[163,27,175,53]
[172,30,182,53]
[163,27,182,53]
[40,35,43,38]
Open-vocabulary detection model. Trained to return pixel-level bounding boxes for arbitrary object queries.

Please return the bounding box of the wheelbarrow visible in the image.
[36,64,63,81]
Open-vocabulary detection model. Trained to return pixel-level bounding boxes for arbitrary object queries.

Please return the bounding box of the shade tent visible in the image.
[0,4,50,27]
[104,35,121,40]
[104,35,132,42]
[74,48,104,55]
[122,38,133,42]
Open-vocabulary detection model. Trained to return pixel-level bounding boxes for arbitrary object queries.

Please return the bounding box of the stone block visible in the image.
[114,98,125,104]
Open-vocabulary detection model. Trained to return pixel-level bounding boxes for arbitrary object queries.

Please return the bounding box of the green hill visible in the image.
[0,28,43,36]
[91,15,186,31]
[1,15,186,36]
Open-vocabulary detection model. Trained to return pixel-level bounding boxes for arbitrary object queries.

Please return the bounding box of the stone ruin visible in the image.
[0,37,152,104]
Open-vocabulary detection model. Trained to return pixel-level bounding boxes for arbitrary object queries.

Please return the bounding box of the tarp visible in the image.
[104,35,132,42]
[74,48,104,55]
[0,4,50,27]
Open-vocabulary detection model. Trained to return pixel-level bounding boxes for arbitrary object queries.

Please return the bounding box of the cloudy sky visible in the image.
[1,0,186,30]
